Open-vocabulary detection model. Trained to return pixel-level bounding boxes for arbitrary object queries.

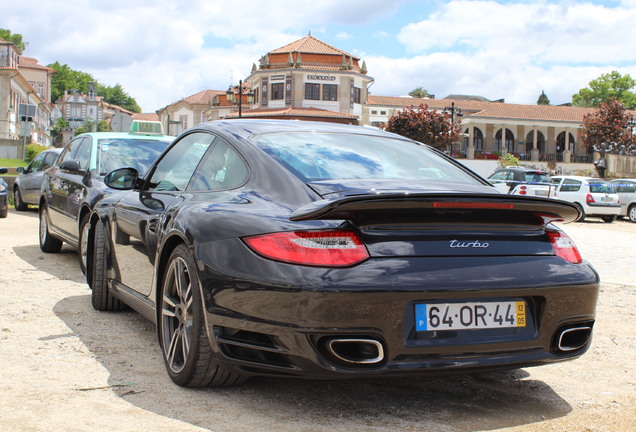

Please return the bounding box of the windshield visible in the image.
[97,138,170,176]
[253,132,481,185]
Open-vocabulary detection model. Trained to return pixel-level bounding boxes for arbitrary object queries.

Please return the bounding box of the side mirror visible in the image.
[104,167,140,190]
[60,159,82,173]
[16,167,25,173]
[0,167,7,174]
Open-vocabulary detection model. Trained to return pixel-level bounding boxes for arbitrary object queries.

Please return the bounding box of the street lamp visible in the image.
[626,116,636,137]
[443,102,464,154]
[226,79,254,118]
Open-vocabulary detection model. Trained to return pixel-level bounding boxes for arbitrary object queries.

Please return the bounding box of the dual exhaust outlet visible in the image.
[321,324,592,366]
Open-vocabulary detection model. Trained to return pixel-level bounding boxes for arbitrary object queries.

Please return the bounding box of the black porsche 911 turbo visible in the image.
[87,119,599,387]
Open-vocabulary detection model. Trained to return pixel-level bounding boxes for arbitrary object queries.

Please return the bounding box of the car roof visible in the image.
[75,132,174,141]
[189,119,412,142]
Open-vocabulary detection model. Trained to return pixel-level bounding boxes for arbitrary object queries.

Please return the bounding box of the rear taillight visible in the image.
[546,229,583,264]
[243,230,369,267]
[518,185,527,195]
[586,193,595,204]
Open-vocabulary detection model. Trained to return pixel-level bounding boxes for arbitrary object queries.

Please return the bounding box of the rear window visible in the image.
[253,132,480,185]
[523,172,550,184]
[588,181,616,194]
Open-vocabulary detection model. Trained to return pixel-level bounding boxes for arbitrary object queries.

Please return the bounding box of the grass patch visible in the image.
[0,158,27,168]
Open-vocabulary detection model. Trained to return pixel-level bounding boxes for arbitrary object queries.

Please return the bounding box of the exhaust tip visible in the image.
[324,338,385,365]
[556,325,593,352]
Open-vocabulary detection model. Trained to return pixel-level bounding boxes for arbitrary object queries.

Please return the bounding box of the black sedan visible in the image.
[14,148,62,210]
[39,126,172,274]
[88,119,599,387]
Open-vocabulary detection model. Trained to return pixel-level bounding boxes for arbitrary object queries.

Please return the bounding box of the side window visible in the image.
[43,151,59,170]
[560,179,581,192]
[490,171,511,181]
[27,152,47,173]
[74,137,93,171]
[58,138,84,165]
[148,132,215,192]
[189,139,249,191]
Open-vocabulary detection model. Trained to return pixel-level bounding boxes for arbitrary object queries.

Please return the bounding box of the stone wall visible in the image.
[0,138,23,159]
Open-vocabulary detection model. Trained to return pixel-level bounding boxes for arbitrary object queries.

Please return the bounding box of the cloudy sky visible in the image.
[3,0,636,112]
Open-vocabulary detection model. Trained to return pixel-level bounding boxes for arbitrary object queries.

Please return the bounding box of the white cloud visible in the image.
[2,0,636,112]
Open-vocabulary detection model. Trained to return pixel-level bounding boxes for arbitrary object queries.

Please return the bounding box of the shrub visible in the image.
[499,153,520,167]
[25,143,48,162]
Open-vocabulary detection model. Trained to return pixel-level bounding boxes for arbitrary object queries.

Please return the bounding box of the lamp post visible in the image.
[226,79,254,118]
[627,116,636,138]
[443,102,463,154]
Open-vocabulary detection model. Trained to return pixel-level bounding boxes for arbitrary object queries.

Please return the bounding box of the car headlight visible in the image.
[0,184,6,192]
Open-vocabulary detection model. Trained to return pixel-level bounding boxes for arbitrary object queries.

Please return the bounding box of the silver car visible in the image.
[13,148,62,210]
[609,178,636,222]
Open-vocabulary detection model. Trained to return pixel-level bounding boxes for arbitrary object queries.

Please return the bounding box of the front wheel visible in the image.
[79,214,90,275]
[602,215,617,223]
[90,220,124,311]
[14,187,28,211]
[629,205,636,223]
[158,244,245,387]
[574,203,586,222]
[39,203,63,253]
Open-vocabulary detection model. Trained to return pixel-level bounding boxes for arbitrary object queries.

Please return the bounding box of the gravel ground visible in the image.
[0,208,634,432]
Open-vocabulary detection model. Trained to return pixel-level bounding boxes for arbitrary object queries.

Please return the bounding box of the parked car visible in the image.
[39,121,173,274]
[550,175,621,222]
[609,178,636,222]
[13,148,62,210]
[87,119,598,388]
[0,168,8,218]
[487,167,554,197]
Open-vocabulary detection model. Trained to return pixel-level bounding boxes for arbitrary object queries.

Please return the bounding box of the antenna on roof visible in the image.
[308,30,311,36]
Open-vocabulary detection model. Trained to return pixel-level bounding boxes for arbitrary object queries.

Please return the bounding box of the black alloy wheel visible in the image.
[39,203,63,253]
[159,244,245,387]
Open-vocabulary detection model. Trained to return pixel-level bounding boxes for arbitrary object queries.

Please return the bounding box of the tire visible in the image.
[158,244,245,387]
[39,203,63,253]
[79,214,90,275]
[629,205,636,223]
[574,203,586,222]
[14,187,28,211]
[602,215,617,223]
[90,220,124,311]
[0,207,7,218]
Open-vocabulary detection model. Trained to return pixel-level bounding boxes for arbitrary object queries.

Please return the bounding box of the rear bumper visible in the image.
[196,249,599,379]
[584,203,621,216]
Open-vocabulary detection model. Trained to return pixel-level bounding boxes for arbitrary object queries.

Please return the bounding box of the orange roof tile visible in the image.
[183,89,226,105]
[367,95,603,123]
[270,34,358,59]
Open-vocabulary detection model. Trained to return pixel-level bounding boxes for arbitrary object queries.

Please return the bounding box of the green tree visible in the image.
[409,87,433,99]
[97,120,111,132]
[572,71,636,108]
[0,29,27,52]
[47,61,95,103]
[578,98,635,150]
[537,90,550,105]
[51,118,68,145]
[96,83,141,113]
[385,104,461,151]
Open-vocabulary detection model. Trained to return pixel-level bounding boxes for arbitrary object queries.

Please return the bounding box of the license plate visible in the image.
[415,301,526,331]
[534,190,548,196]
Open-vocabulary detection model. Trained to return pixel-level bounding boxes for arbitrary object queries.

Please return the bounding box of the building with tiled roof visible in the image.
[1,39,52,148]
[223,33,372,124]
[157,89,229,135]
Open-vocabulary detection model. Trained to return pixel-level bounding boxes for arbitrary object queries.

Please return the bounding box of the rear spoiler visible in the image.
[290,193,581,224]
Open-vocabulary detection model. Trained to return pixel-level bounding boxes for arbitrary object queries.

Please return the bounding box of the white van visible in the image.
[550,176,621,222]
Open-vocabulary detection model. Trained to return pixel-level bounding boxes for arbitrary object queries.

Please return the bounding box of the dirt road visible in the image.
[1,208,634,432]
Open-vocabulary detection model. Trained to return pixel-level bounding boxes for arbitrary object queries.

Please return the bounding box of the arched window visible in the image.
[556,132,576,153]
[525,131,546,154]
[463,127,483,152]
[495,128,515,153]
